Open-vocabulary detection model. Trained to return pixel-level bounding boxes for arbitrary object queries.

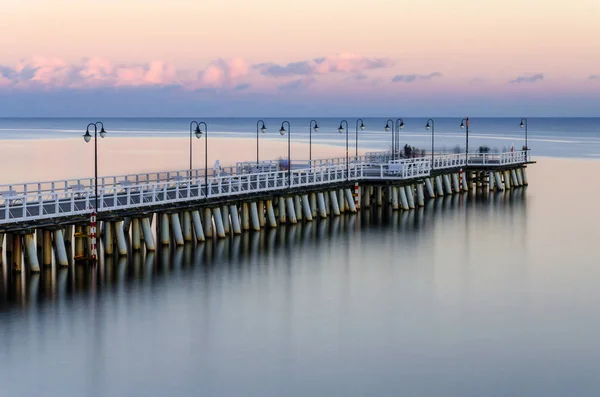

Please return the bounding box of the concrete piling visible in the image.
[330,190,341,216]
[213,207,227,238]
[54,229,68,267]
[104,221,114,254]
[12,235,22,272]
[516,168,524,186]
[141,217,156,250]
[24,233,40,272]
[310,193,318,218]
[503,170,511,189]
[257,200,265,228]
[511,169,519,187]
[495,172,504,191]
[443,174,452,195]
[229,205,241,235]
[42,230,52,266]
[399,187,409,210]
[116,221,128,256]
[278,197,287,224]
[302,195,313,220]
[74,225,85,258]
[131,218,141,250]
[294,196,302,221]
[338,189,345,213]
[191,210,205,241]
[222,205,231,234]
[203,208,213,238]
[241,203,250,231]
[452,173,460,193]
[123,217,132,234]
[249,202,261,231]
[182,212,193,242]
[160,214,171,245]
[266,200,278,227]
[435,176,444,196]
[425,178,435,198]
[521,167,528,185]
[344,189,357,213]
[405,185,415,209]
[416,183,425,207]
[286,197,297,224]
[391,187,399,211]
[317,193,327,218]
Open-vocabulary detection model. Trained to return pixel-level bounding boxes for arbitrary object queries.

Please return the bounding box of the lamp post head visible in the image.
[99,126,106,138]
[460,121,465,129]
[338,125,344,134]
[360,122,365,131]
[279,126,286,136]
[520,121,525,128]
[384,121,390,132]
[426,122,431,131]
[195,125,202,139]
[261,125,267,133]
[313,123,319,132]
[83,130,92,143]
[399,121,404,129]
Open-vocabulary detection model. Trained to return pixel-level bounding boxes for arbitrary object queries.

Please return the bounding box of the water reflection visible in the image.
[0,189,527,311]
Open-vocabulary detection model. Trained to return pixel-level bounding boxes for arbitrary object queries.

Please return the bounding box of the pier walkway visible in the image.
[0,150,530,229]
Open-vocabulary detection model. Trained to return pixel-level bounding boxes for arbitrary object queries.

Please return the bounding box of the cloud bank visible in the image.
[509,73,544,84]
[391,72,442,83]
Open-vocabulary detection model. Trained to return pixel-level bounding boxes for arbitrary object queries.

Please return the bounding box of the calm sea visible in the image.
[1,118,599,396]
[1,117,600,158]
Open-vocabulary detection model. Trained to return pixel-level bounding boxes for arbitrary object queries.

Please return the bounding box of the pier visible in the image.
[0,148,532,273]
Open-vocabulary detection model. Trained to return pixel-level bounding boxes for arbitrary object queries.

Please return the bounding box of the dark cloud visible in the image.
[255,54,393,78]
[589,75,600,80]
[392,72,442,83]
[234,83,251,91]
[254,61,313,77]
[509,73,544,84]
[277,78,316,91]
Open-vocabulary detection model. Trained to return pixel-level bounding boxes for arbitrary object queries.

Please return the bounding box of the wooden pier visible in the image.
[0,149,533,273]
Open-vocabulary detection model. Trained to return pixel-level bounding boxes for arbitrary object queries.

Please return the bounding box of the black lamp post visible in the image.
[460,117,469,161]
[279,121,291,186]
[195,122,208,196]
[338,120,349,180]
[256,120,267,164]
[309,120,319,161]
[190,121,202,170]
[520,118,528,158]
[384,119,394,159]
[426,119,435,169]
[83,122,106,212]
[355,119,365,157]
[395,118,404,155]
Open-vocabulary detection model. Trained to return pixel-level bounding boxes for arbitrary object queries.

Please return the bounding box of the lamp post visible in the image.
[256,120,267,164]
[309,120,319,161]
[520,118,528,159]
[83,121,106,212]
[384,119,394,159]
[355,119,365,157]
[195,122,208,195]
[190,121,202,170]
[460,117,469,161]
[279,121,291,186]
[425,119,435,169]
[338,120,349,180]
[395,118,404,156]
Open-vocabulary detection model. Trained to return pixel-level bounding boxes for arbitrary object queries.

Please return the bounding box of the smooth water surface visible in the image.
[1,158,599,396]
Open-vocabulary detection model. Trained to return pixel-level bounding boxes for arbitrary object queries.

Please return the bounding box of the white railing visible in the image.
[433,153,467,169]
[467,150,529,166]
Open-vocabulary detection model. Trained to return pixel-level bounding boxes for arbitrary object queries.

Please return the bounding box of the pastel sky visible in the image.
[1,0,599,116]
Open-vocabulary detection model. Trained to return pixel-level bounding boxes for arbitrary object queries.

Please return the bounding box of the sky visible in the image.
[0,0,599,117]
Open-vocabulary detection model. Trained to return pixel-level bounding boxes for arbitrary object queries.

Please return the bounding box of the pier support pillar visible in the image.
[191,210,205,242]
[257,200,265,228]
[241,203,250,231]
[425,178,435,198]
[376,187,383,206]
[302,195,314,220]
[391,187,399,210]
[503,170,512,189]
[229,205,241,235]
[330,190,341,216]
[160,214,171,245]
[141,217,156,250]
[42,230,52,266]
[521,168,528,185]
[170,213,185,246]
[405,185,415,209]
[399,187,409,210]
[104,221,114,254]
[286,197,297,224]
[489,171,495,191]
[123,217,132,234]
[182,212,193,242]
[443,174,452,195]
[317,193,327,218]
[452,173,460,193]
[74,225,85,258]
[294,196,302,221]
[222,206,231,234]
[213,207,226,238]
[435,176,444,196]
[324,191,330,214]
[462,172,469,191]
[278,198,287,224]
[249,202,261,231]
[511,169,519,187]
[416,183,425,207]
[131,218,141,251]
[116,221,128,256]
[362,187,370,209]
[338,190,345,213]
[516,168,524,186]
[203,208,213,238]
[344,189,357,213]
[266,200,278,227]
[54,229,68,267]
[495,172,504,191]
[12,235,22,272]
[24,233,40,273]
[64,225,73,246]
[310,193,318,218]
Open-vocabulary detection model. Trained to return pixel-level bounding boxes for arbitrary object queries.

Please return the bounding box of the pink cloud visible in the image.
[197,58,248,88]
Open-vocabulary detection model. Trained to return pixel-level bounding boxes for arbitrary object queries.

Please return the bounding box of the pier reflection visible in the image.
[0,188,527,311]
